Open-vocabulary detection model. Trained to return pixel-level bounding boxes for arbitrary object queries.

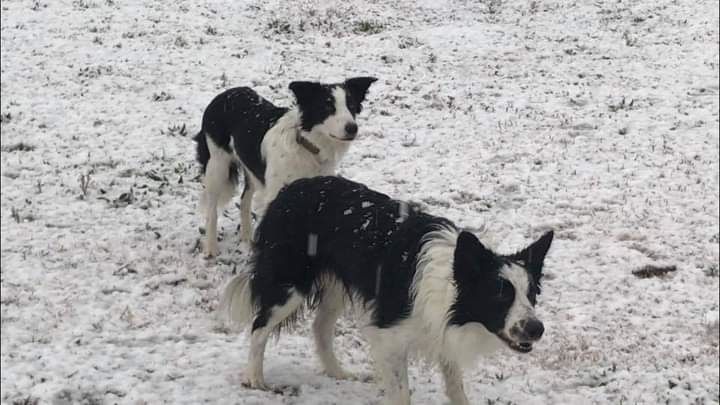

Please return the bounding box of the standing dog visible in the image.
[220,176,554,404]
[194,77,377,256]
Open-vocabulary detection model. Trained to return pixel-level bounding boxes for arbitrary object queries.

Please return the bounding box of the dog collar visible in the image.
[296,129,320,155]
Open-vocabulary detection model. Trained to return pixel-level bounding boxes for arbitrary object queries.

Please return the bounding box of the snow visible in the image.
[1,0,718,404]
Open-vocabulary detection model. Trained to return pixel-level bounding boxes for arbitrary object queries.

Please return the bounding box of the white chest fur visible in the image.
[257,110,351,214]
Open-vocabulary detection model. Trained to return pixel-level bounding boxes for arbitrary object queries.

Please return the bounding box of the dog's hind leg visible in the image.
[364,327,411,405]
[246,289,304,390]
[203,190,220,257]
[239,168,255,243]
[201,135,238,257]
[440,360,470,405]
[313,280,351,379]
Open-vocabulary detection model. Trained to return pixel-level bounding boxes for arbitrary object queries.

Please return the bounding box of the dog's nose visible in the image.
[524,319,544,340]
[345,122,358,137]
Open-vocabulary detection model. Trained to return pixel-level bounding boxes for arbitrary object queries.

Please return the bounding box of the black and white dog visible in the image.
[220,176,554,404]
[194,77,377,256]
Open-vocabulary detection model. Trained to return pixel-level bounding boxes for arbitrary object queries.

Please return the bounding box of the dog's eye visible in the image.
[495,280,514,302]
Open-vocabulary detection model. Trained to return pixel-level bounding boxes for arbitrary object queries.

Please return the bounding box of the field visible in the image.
[1,0,718,403]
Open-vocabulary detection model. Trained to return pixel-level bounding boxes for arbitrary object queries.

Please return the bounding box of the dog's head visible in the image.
[450,230,554,353]
[289,77,377,142]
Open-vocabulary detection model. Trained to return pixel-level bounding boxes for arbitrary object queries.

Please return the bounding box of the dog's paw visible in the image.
[324,369,374,382]
[242,377,269,391]
[325,368,354,380]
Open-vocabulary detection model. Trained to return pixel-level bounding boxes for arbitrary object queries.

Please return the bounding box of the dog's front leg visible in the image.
[440,360,469,405]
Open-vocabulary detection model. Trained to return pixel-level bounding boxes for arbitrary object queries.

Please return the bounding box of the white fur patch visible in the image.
[246,290,304,389]
[443,323,503,368]
[499,263,536,338]
[308,87,355,142]
[218,272,254,329]
[201,136,238,210]
[257,107,352,217]
[409,225,459,360]
[201,136,240,255]
[407,228,509,367]
[359,228,502,404]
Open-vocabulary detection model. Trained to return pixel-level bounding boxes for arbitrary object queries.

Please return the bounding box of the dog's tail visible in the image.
[193,131,210,175]
[196,132,240,212]
[218,272,256,329]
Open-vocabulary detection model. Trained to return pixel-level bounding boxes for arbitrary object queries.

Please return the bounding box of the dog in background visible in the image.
[194,77,377,256]
[220,176,554,405]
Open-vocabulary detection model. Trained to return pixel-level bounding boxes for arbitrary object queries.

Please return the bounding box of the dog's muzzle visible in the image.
[331,122,358,141]
[498,318,544,353]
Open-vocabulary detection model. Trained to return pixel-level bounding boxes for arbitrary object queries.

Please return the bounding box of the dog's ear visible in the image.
[289,81,322,106]
[454,231,495,281]
[344,77,377,106]
[509,231,554,278]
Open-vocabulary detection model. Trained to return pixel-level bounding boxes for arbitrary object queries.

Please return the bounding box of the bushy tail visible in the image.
[218,272,255,329]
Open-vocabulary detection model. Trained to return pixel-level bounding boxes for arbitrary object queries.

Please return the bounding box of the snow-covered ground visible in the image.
[1,0,718,403]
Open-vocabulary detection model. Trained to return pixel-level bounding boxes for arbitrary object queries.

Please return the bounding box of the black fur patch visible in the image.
[289,82,339,132]
[196,87,288,184]
[506,230,554,302]
[246,176,551,337]
[343,77,377,115]
[193,130,210,175]
[449,232,517,332]
[450,231,552,331]
[248,176,449,330]
[289,77,377,131]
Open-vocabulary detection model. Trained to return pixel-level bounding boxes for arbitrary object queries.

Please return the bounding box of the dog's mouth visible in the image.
[497,333,534,353]
[329,134,356,142]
